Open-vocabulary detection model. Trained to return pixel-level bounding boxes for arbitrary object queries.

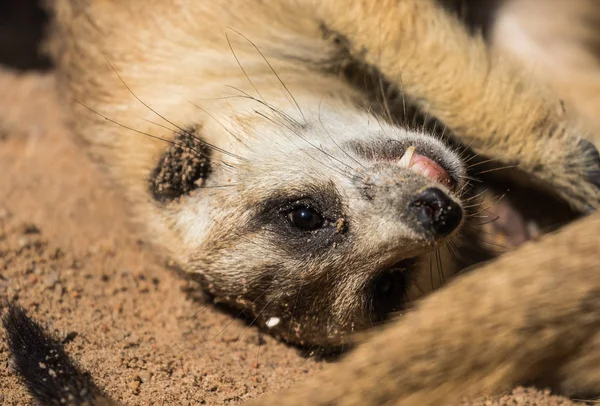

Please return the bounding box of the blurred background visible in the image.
[0,0,51,70]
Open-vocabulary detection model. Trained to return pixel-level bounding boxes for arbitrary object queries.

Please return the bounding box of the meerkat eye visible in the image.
[287,206,324,231]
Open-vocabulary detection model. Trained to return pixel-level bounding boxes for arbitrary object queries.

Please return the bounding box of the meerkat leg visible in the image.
[248,209,600,406]
[309,0,600,212]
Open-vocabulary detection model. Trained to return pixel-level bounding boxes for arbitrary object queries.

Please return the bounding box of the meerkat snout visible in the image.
[409,187,463,237]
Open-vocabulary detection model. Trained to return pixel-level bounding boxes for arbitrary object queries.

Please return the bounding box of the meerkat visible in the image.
[44,0,600,349]
[4,0,600,404]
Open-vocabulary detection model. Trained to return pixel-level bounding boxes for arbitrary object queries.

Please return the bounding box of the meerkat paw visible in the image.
[527,137,600,213]
[580,139,600,187]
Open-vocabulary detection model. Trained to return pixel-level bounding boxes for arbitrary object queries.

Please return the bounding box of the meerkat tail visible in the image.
[2,304,120,406]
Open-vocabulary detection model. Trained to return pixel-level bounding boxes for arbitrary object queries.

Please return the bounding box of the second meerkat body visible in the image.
[47,0,600,347]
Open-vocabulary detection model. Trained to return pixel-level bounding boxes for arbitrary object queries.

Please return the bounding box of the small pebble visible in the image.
[128,380,140,393]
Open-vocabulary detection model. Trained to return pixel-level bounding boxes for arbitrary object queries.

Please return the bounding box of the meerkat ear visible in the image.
[148,125,213,202]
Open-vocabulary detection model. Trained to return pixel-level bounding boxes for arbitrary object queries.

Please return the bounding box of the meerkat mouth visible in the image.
[397,146,457,192]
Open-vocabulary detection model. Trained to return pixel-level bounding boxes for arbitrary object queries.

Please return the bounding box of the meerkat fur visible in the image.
[5,0,600,404]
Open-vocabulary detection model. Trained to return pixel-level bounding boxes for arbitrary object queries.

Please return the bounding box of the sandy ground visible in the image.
[0,69,586,405]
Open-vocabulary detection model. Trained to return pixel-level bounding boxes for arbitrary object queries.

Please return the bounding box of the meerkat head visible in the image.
[147,100,466,347]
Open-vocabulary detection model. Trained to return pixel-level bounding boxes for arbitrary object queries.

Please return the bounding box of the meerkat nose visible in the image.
[409,187,462,237]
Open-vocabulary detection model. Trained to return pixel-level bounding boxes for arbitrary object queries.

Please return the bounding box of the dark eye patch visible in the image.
[149,125,212,202]
[249,182,349,258]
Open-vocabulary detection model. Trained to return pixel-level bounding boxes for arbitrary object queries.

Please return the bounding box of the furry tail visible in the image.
[2,304,119,406]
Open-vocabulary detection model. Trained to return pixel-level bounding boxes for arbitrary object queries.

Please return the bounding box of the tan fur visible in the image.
[37,0,600,403]
[49,0,600,211]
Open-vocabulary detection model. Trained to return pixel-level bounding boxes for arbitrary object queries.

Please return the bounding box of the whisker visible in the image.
[187,101,251,149]
[73,100,229,163]
[253,110,359,178]
[225,33,264,101]
[318,96,367,170]
[237,297,275,342]
[224,86,301,128]
[439,123,449,142]
[192,297,223,318]
[478,238,508,251]
[210,299,264,341]
[138,117,242,169]
[377,75,393,124]
[462,202,488,210]
[209,272,279,342]
[467,206,494,216]
[227,27,306,123]
[286,279,306,341]
[446,240,464,267]
[468,216,502,227]
[461,188,488,203]
[476,165,519,175]
[467,191,507,216]
[429,253,435,291]
[460,175,483,183]
[255,331,264,370]
[466,157,505,169]
[456,181,476,199]
[399,72,407,121]
[103,56,247,162]
[435,247,444,285]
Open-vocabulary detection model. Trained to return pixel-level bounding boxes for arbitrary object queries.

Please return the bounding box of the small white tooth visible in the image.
[266,317,281,328]
[398,146,416,168]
